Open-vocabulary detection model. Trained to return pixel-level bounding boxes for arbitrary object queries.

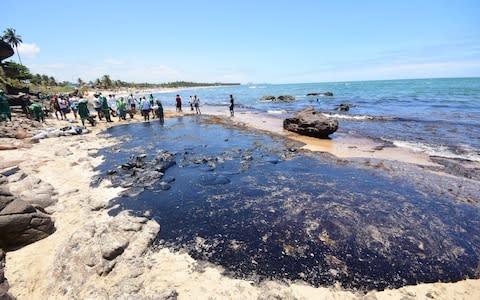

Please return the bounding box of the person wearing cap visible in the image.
[0,90,12,121]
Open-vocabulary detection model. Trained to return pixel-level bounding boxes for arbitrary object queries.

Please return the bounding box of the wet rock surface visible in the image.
[284,107,338,138]
[98,116,480,291]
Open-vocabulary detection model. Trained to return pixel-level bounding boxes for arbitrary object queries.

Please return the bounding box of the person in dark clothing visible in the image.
[175,94,182,112]
[229,94,235,117]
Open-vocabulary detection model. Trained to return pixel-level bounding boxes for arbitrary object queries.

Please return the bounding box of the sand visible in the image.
[1,108,479,299]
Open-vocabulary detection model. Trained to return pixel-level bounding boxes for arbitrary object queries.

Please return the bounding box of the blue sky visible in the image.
[2,0,479,83]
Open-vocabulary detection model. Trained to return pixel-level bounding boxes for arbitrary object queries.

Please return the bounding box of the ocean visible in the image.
[154,77,480,162]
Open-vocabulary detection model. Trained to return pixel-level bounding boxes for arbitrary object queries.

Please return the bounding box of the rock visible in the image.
[0,40,14,62]
[1,247,15,300]
[306,92,334,96]
[8,175,57,212]
[155,160,176,173]
[0,193,55,251]
[121,187,144,198]
[100,235,129,260]
[283,107,338,138]
[51,212,160,297]
[260,95,295,102]
[157,288,178,300]
[260,95,276,101]
[159,182,171,190]
[336,103,352,111]
[276,95,295,102]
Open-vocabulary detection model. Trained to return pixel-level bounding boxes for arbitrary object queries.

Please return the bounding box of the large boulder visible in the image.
[283,107,338,138]
[0,186,55,251]
[0,40,14,62]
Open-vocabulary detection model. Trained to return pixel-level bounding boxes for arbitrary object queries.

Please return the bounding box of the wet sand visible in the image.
[1,107,479,299]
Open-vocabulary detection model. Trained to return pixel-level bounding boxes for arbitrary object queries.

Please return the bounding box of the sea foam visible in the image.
[391,140,480,162]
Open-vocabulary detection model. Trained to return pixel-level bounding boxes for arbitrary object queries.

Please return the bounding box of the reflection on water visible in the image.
[98,116,480,291]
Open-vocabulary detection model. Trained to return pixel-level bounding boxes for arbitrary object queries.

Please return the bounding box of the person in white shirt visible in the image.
[141,96,151,121]
[194,95,201,114]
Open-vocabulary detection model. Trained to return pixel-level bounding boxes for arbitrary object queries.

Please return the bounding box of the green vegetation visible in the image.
[1,62,240,96]
[86,75,240,90]
[2,28,23,65]
[1,60,71,94]
[0,27,240,95]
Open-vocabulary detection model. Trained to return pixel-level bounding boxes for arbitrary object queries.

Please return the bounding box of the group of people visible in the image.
[174,94,235,116]
[47,92,165,126]
[1,90,236,126]
[174,94,201,114]
[92,93,164,123]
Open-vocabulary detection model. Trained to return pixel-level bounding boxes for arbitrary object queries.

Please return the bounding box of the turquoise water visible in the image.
[154,77,480,161]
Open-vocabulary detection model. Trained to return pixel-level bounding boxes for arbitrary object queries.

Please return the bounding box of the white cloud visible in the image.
[17,43,40,58]
[104,59,126,66]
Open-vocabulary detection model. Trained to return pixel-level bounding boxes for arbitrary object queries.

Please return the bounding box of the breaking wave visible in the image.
[389,140,480,162]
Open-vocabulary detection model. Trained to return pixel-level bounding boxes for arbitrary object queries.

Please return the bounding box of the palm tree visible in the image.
[3,28,23,65]
[101,74,112,88]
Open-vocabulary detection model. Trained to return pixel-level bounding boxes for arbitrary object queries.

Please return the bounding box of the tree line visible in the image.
[84,75,240,89]
[1,27,240,94]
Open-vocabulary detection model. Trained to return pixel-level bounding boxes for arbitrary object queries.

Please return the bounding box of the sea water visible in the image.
[99,117,480,291]
[154,77,480,162]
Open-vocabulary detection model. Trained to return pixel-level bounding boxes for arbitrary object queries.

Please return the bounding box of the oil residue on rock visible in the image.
[97,116,480,291]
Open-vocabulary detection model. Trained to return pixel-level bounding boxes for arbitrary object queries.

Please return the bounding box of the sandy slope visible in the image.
[2,110,479,299]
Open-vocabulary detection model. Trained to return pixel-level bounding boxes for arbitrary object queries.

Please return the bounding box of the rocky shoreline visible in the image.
[1,108,479,299]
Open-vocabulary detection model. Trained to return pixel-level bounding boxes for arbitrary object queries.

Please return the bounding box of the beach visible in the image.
[1,104,479,299]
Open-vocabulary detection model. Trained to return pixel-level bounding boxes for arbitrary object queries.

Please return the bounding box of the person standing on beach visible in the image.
[155,98,164,123]
[70,96,79,119]
[194,95,201,114]
[189,96,194,111]
[99,93,113,122]
[175,94,182,112]
[116,97,127,120]
[0,90,12,121]
[141,96,151,121]
[93,95,103,120]
[50,95,61,120]
[58,96,69,120]
[108,94,118,117]
[229,94,235,117]
[78,98,95,127]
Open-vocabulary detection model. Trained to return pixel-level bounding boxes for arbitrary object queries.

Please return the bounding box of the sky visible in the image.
[1,0,479,84]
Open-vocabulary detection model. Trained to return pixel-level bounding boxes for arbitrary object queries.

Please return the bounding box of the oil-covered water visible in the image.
[96,116,480,291]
